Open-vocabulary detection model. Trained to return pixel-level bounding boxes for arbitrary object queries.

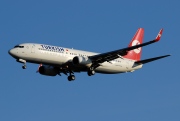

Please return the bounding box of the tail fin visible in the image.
[123,28,144,61]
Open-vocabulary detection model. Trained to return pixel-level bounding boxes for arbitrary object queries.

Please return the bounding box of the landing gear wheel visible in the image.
[68,75,75,81]
[88,70,95,76]
[22,65,26,69]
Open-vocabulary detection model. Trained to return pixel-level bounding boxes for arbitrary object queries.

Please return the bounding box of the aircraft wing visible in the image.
[89,29,163,68]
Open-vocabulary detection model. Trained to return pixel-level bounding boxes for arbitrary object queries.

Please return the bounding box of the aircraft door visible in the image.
[31,45,35,53]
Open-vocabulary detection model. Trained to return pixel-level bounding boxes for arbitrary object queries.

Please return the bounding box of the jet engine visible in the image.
[73,56,92,66]
[39,66,58,76]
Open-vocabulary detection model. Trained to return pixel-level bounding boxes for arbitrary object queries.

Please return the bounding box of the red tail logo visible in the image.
[123,28,144,61]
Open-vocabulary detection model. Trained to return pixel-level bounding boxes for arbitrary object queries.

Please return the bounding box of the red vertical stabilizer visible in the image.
[123,28,144,61]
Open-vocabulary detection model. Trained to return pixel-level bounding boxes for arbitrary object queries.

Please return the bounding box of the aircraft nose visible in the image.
[8,49,14,56]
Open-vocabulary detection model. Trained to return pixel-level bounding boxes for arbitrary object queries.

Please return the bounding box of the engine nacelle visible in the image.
[39,66,58,76]
[73,56,92,66]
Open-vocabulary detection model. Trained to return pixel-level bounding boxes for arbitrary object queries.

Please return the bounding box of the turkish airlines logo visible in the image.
[158,33,161,38]
[132,40,141,54]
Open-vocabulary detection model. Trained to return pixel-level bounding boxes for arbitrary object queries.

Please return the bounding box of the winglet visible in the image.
[155,28,163,42]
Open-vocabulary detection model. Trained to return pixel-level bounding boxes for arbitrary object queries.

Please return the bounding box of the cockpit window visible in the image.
[14,45,24,48]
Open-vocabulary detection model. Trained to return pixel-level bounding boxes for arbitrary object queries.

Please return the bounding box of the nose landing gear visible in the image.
[22,64,26,69]
[17,59,26,69]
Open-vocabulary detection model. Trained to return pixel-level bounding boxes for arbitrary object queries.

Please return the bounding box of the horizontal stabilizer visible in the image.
[135,55,170,64]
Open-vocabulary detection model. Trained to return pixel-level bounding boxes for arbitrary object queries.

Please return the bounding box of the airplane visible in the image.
[8,28,170,81]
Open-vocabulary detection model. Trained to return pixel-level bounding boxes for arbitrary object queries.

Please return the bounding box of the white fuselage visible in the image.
[9,43,143,74]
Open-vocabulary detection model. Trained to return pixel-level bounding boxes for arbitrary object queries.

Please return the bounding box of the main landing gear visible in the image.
[68,75,75,81]
[87,68,95,76]
[60,67,76,81]
[66,71,75,81]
